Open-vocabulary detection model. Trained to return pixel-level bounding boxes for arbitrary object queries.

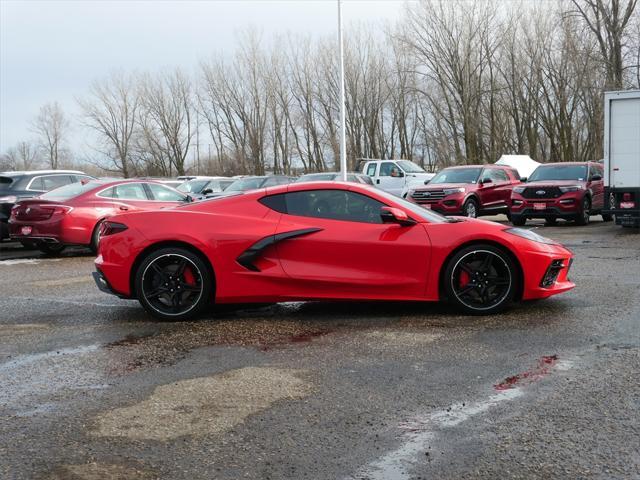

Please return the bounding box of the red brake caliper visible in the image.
[183,266,196,286]
[459,269,471,288]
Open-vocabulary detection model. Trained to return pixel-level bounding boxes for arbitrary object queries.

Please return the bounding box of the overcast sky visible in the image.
[0,0,405,153]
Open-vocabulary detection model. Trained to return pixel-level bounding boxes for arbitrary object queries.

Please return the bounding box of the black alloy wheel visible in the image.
[444,245,518,315]
[135,248,212,321]
[575,197,591,226]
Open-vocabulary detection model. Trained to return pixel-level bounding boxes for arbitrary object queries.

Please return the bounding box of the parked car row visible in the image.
[405,161,611,226]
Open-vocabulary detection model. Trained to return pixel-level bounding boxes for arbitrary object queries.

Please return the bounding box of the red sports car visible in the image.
[93,182,575,320]
[9,179,189,254]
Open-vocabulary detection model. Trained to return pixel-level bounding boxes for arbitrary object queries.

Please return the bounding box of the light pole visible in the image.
[337,0,347,181]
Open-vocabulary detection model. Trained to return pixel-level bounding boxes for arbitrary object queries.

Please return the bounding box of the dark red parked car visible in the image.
[510,162,611,226]
[406,165,521,218]
[9,179,189,254]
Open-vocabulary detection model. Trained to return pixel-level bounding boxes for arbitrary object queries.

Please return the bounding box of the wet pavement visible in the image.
[0,218,639,480]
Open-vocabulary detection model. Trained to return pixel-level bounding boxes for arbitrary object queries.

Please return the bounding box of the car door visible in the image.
[375,162,405,196]
[588,164,605,209]
[110,183,154,213]
[273,188,431,299]
[476,169,501,209]
[492,168,513,209]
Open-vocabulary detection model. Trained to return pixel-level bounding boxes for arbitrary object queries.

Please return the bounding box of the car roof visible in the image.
[537,162,591,166]
[0,169,87,177]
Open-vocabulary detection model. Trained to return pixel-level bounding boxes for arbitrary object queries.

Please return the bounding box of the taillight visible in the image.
[100,221,128,237]
[42,205,73,215]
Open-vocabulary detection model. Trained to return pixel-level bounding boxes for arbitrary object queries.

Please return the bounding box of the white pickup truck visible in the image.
[359,159,435,197]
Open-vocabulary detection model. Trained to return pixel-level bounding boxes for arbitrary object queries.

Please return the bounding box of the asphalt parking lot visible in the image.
[0,218,639,480]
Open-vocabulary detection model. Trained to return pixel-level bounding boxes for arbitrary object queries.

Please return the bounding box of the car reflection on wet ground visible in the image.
[0,218,639,480]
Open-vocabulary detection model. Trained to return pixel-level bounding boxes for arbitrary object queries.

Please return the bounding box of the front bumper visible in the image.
[520,247,575,300]
[510,194,582,219]
[408,193,464,214]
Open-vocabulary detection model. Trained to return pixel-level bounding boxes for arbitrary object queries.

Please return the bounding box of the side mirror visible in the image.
[391,169,404,178]
[380,206,416,226]
[201,188,213,195]
[480,177,492,185]
[590,174,602,181]
[423,179,431,185]
[520,177,527,183]
[185,195,194,203]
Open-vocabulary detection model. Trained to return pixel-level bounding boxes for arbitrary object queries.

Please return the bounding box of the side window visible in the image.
[99,187,116,198]
[378,162,396,177]
[28,177,44,191]
[283,190,384,224]
[493,169,509,182]
[146,183,185,201]
[42,175,73,191]
[509,169,521,181]
[114,183,148,200]
[262,177,279,187]
[366,163,377,177]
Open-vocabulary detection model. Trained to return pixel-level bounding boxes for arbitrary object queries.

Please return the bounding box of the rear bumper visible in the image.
[604,187,640,227]
[92,269,129,299]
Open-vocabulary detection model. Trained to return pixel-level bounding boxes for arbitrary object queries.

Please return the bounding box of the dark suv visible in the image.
[510,162,610,226]
[406,165,521,218]
[0,170,94,240]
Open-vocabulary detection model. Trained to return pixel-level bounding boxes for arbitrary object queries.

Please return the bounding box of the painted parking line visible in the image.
[0,258,62,266]
[352,356,575,480]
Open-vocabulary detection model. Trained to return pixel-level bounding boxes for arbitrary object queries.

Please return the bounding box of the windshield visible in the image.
[430,168,482,184]
[297,174,337,182]
[40,181,99,200]
[397,160,426,173]
[225,177,266,192]
[374,189,453,224]
[528,165,588,182]
[177,179,210,193]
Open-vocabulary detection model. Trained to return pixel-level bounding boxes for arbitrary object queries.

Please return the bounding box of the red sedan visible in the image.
[9,179,189,254]
[93,182,574,320]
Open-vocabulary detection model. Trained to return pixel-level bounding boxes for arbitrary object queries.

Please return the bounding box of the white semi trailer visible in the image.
[603,90,640,228]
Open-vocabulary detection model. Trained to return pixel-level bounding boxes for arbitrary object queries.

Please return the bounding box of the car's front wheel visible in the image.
[575,197,591,226]
[135,247,213,321]
[511,215,526,226]
[462,198,479,218]
[443,244,519,315]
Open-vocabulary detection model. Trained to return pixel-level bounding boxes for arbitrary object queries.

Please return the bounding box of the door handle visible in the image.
[119,206,129,211]
[376,179,380,184]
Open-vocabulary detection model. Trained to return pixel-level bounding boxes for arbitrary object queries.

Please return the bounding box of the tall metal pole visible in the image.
[338,0,347,181]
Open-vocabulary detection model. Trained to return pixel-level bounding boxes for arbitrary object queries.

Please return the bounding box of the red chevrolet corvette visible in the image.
[9,179,188,254]
[94,182,575,320]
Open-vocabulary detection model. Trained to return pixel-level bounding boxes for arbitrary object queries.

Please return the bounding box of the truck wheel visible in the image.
[463,198,479,218]
[575,197,591,226]
[511,215,526,226]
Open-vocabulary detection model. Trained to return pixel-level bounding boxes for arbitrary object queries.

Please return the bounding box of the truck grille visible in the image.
[521,187,562,199]
[411,190,445,202]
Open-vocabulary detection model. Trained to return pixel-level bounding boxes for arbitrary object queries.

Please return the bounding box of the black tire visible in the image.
[20,240,37,249]
[545,217,558,226]
[89,221,103,254]
[38,243,66,255]
[575,197,591,225]
[462,198,479,218]
[601,213,613,222]
[443,244,519,315]
[135,247,213,321]
[511,215,526,226]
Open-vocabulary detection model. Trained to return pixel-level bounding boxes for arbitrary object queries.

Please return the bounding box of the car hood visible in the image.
[523,180,586,187]
[412,182,472,191]
[405,172,436,185]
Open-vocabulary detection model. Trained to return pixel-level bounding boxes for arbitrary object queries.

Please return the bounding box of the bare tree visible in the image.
[78,72,140,177]
[4,141,41,170]
[31,102,69,169]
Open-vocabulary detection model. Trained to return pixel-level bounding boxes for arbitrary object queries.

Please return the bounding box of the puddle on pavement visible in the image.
[48,462,156,480]
[92,366,310,441]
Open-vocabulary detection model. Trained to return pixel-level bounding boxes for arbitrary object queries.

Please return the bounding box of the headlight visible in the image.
[513,186,526,194]
[504,227,558,245]
[0,195,18,203]
[443,187,465,195]
[559,185,584,193]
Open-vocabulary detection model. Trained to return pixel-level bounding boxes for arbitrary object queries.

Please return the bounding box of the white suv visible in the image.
[361,159,435,197]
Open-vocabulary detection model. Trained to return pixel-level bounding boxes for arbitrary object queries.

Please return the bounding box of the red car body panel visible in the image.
[408,165,521,216]
[95,182,574,306]
[9,180,185,246]
[510,162,605,219]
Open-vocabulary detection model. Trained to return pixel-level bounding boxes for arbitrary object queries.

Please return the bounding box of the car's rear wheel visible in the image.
[89,221,103,254]
[38,243,66,255]
[463,198,479,218]
[135,247,213,321]
[444,245,518,315]
[575,197,591,225]
[511,215,526,226]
